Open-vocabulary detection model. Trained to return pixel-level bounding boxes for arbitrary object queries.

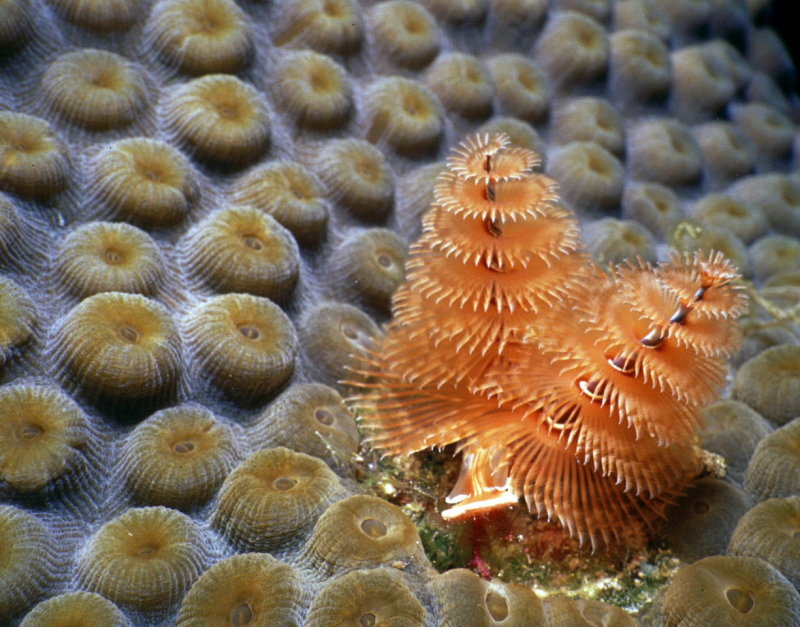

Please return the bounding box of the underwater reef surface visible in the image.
[0,0,799,625]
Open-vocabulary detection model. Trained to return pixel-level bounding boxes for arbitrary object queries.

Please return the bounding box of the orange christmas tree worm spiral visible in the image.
[350,133,746,549]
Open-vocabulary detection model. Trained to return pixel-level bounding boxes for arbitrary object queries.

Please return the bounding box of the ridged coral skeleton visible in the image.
[351,133,747,548]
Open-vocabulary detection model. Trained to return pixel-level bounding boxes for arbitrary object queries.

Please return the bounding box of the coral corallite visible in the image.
[350,133,746,548]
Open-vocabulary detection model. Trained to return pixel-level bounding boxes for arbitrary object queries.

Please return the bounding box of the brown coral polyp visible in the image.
[253,383,359,476]
[76,506,208,611]
[49,0,139,33]
[621,182,684,240]
[0,383,91,494]
[613,0,671,41]
[691,194,767,245]
[424,52,494,120]
[52,292,182,411]
[162,74,271,167]
[608,28,671,103]
[743,417,800,501]
[363,77,444,156]
[485,54,549,123]
[551,97,624,155]
[661,477,750,563]
[183,293,297,403]
[210,447,341,552]
[55,221,166,298]
[20,591,131,627]
[662,555,800,626]
[546,141,624,211]
[40,49,150,131]
[699,400,772,484]
[583,217,656,265]
[0,505,58,618]
[229,160,329,246]
[298,301,381,386]
[366,1,440,70]
[145,0,254,76]
[430,569,545,626]
[730,174,800,237]
[306,568,427,627]
[0,276,37,369]
[729,497,800,591]
[273,0,363,55]
[731,102,795,160]
[86,136,198,229]
[627,118,703,185]
[670,44,736,122]
[181,205,299,300]
[535,11,608,88]
[750,235,800,281]
[542,597,636,626]
[693,122,756,184]
[315,138,395,221]
[175,553,303,626]
[119,404,238,510]
[733,346,800,426]
[0,112,70,199]
[301,494,427,575]
[0,0,36,50]
[270,50,353,131]
[325,228,407,312]
[422,0,487,24]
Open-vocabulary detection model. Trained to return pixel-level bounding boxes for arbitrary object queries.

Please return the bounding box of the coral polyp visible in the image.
[20,591,130,627]
[55,221,166,298]
[306,568,427,626]
[229,161,329,247]
[52,292,182,411]
[424,53,494,120]
[211,447,341,552]
[86,136,198,229]
[0,383,90,494]
[162,74,271,167]
[175,553,303,626]
[40,49,150,132]
[0,112,70,199]
[181,205,299,300]
[662,556,800,626]
[273,0,364,55]
[145,0,254,76]
[362,77,445,156]
[184,293,297,403]
[0,276,37,369]
[301,494,427,575]
[485,54,550,123]
[535,11,609,88]
[298,302,381,386]
[325,228,407,312]
[119,404,238,510]
[49,0,139,33]
[366,1,440,70]
[351,133,745,548]
[253,383,359,475]
[270,50,353,131]
[431,569,545,626]
[76,506,208,612]
[0,505,58,618]
[315,138,395,221]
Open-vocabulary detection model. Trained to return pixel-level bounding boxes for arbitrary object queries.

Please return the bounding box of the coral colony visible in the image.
[3,0,800,623]
[352,133,747,549]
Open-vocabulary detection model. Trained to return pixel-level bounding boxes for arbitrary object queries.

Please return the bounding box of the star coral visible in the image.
[351,133,747,549]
